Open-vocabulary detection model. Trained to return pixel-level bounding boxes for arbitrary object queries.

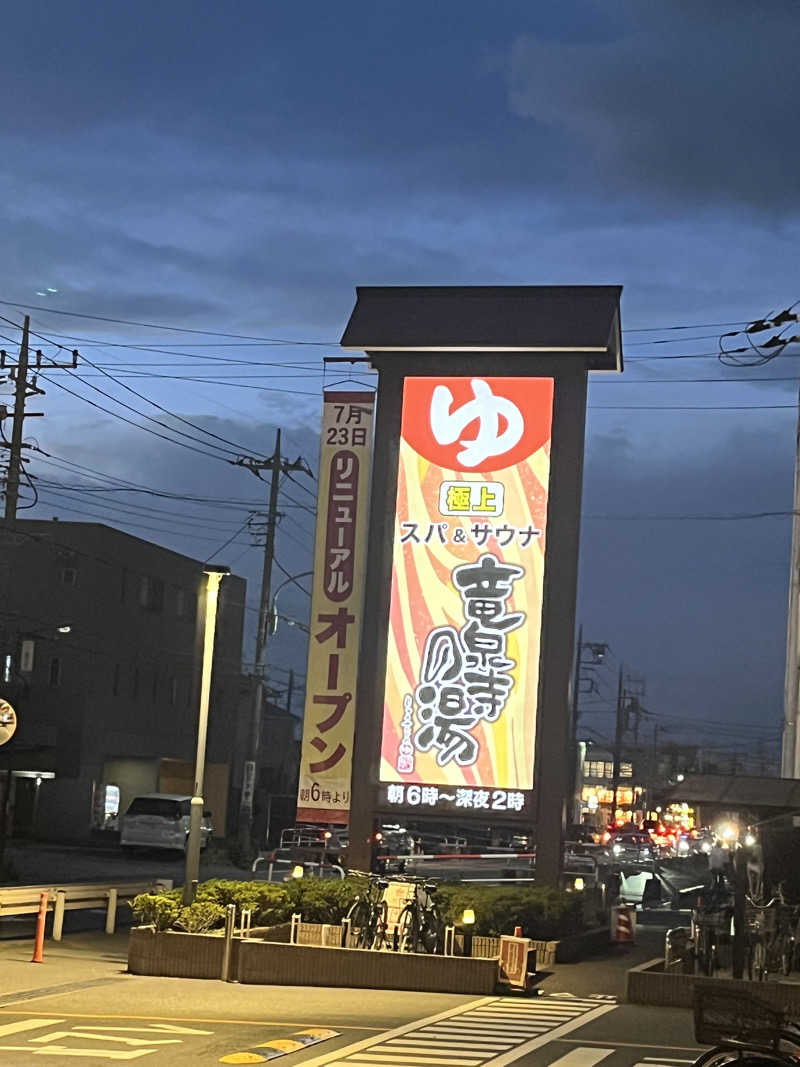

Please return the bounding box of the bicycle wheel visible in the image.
[781,935,793,977]
[753,940,767,981]
[420,906,445,954]
[397,904,419,953]
[695,1050,795,1067]
[371,901,389,950]
[699,928,714,976]
[346,899,371,949]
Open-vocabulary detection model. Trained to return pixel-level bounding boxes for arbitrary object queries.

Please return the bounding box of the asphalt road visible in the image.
[0,925,703,1067]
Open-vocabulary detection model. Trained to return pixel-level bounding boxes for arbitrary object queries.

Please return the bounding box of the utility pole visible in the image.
[567,624,583,828]
[286,668,294,716]
[1,316,78,521]
[784,395,800,777]
[611,664,625,819]
[3,316,30,521]
[234,430,312,858]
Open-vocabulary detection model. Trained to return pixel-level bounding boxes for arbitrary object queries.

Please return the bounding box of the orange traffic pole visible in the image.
[31,891,47,963]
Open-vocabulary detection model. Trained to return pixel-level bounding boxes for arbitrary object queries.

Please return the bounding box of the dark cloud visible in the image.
[0,0,795,759]
[508,2,800,212]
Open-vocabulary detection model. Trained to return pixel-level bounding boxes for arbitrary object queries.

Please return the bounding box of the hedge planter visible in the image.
[128,926,497,994]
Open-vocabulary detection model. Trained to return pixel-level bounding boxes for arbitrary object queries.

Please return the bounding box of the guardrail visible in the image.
[0,879,173,940]
[251,855,345,881]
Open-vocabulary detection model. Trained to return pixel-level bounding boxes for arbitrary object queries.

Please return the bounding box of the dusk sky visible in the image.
[1,1,798,767]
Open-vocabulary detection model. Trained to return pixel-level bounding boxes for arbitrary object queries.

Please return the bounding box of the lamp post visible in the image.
[268,571,313,636]
[183,563,229,905]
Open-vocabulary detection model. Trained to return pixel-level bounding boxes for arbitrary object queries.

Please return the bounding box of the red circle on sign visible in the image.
[401,377,553,473]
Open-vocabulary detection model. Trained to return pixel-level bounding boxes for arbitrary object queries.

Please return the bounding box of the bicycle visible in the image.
[396,879,444,954]
[692,891,732,977]
[693,986,800,1067]
[345,873,389,950]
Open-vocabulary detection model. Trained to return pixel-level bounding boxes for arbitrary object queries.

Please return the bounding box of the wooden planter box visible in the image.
[128,927,498,994]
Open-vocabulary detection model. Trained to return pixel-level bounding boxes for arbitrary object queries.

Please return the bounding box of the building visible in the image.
[577,742,644,829]
[0,519,246,841]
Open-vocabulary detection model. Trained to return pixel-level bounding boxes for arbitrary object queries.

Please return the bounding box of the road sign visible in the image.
[0,699,16,746]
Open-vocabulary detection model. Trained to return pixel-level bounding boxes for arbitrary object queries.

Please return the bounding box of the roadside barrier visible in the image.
[612,903,636,943]
[31,891,47,963]
[0,879,173,941]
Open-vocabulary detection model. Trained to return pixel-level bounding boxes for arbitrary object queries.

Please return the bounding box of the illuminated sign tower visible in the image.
[340,286,623,885]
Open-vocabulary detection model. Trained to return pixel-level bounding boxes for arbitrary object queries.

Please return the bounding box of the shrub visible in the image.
[131,893,181,932]
[285,876,365,923]
[434,884,584,939]
[175,901,226,933]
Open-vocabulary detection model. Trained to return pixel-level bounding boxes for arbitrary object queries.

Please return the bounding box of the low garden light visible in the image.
[291,865,304,880]
[573,877,585,892]
[461,908,475,958]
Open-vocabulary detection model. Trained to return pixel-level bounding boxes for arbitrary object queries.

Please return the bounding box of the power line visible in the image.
[0,298,332,344]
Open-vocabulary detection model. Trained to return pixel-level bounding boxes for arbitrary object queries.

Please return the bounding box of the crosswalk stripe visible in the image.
[430,1023,553,1034]
[474,1005,618,1067]
[428,1025,552,1037]
[472,1011,584,1020]
[385,1038,513,1049]
[339,1054,485,1065]
[412,1032,519,1041]
[546,1048,617,1067]
[478,1007,586,1016]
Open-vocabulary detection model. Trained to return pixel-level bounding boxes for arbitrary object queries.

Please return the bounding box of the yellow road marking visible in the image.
[0,1010,379,1030]
[0,1046,154,1061]
[0,1019,64,1038]
[31,1031,180,1046]
[77,1024,214,1036]
[220,1056,265,1065]
[254,1040,305,1052]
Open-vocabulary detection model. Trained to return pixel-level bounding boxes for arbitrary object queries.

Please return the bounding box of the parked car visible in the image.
[609,831,652,863]
[120,793,213,853]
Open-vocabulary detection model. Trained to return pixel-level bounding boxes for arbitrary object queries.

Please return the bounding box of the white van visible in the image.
[120,793,213,853]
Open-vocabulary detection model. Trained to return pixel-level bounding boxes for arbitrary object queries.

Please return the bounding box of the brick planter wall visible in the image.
[627,958,800,1012]
[127,926,498,994]
[238,940,498,993]
[128,928,239,979]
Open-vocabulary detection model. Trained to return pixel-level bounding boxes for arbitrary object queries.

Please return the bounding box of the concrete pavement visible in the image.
[0,922,705,1066]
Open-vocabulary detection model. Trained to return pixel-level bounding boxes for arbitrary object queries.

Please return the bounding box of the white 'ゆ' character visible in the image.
[430,379,523,468]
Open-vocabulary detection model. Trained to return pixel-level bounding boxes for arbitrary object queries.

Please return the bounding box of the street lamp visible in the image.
[268,571,313,636]
[183,563,229,905]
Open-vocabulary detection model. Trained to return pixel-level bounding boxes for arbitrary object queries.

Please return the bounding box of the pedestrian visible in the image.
[708,840,727,890]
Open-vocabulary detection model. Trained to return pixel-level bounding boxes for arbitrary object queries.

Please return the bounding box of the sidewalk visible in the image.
[534,924,666,1000]
[0,929,130,1003]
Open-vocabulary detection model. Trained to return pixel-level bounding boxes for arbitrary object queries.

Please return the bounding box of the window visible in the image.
[175,588,186,617]
[169,676,178,706]
[112,663,120,696]
[125,797,184,819]
[61,567,77,586]
[120,568,128,603]
[620,762,633,778]
[139,575,164,613]
[49,657,61,687]
[2,654,11,684]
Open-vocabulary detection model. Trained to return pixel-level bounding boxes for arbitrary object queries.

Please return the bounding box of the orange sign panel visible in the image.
[380,377,553,815]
